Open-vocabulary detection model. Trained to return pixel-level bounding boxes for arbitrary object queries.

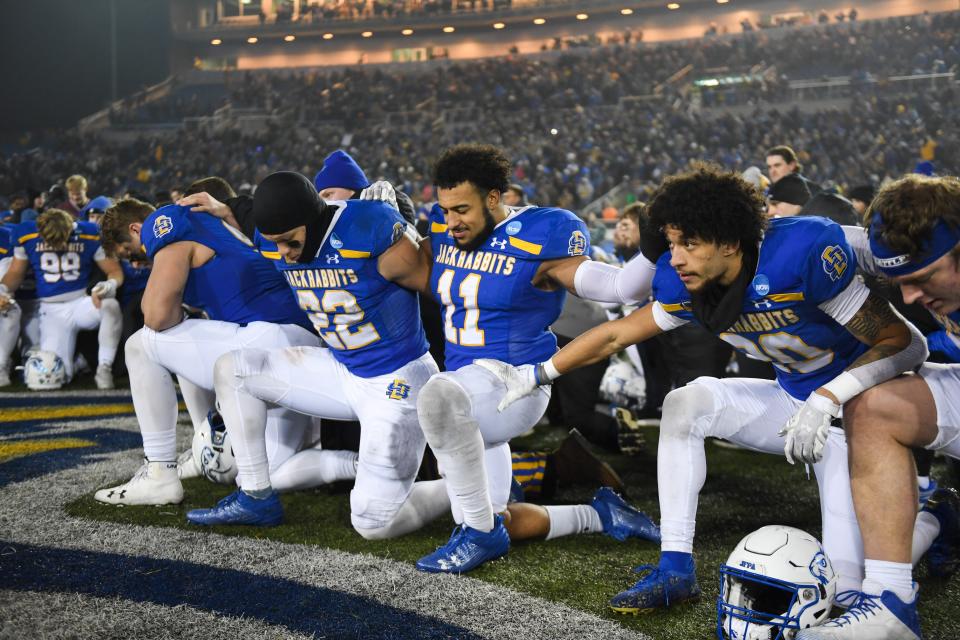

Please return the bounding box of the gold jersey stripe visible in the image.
[508,236,542,255]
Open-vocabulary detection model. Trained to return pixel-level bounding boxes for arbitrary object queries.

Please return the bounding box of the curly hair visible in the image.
[867,174,960,258]
[647,163,767,250]
[99,197,155,253]
[36,209,75,251]
[433,144,512,196]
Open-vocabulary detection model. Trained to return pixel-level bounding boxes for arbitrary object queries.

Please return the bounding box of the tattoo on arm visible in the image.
[844,293,906,369]
[844,293,899,343]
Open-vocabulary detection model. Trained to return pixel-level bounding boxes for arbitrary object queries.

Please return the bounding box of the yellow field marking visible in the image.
[0,437,95,463]
[0,401,185,423]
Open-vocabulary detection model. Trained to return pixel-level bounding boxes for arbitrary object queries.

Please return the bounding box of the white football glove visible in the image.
[0,284,14,311]
[359,180,399,211]
[779,392,840,465]
[474,358,540,412]
[91,279,119,300]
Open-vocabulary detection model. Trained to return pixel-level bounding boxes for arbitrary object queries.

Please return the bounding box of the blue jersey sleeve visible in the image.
[141,205,194,259]
[368,204,407,258]
[0,226,11,257]
[801,222,857,306]
[652,251,695,322]
[535,209,590,260]
[337,201,406,259]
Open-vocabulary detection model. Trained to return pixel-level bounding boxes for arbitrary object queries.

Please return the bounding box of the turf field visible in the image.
[3,384,960,639]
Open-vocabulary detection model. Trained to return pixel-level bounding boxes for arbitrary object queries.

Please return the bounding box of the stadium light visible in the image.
[667,2,680,9]
[246,36,258,44]
[210,38,222,45]
[322,33,334,40]
[621,8,634,15]
[550,128,558,135]
[284,35,295,42]
[402,28,414,35]
[533,17,546,25]
[493,22,505,29]
[576,13,589,20]
[361,31,373,37]
[443,26,455,33]
[717,0,729,3]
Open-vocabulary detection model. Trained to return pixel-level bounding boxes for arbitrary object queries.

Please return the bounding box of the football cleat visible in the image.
[415,514,509,574]
[94,460,184,505]
[795,587,922,640]
[554,428,625,494]
[177,447,202,480]
[920,487,960,578]
[186,489,284,526]
[592,487,660,543]
[609,560,700,614]
[94,363,114,390]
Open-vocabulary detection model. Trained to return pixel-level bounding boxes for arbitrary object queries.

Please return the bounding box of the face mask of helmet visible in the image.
[717,525,836,640]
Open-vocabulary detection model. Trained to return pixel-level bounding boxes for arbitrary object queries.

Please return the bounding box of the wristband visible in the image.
[819,371,865,406]
[534,358,562,385]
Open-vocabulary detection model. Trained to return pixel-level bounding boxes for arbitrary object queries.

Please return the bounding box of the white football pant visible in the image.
[39,295,121,380]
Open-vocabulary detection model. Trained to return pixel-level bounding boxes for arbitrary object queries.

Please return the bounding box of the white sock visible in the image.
[127,330,180,462]
[544,504,604,540]
[910,510,941,565]
[917,476,931,491]
[863,559,914,601]
[270,449,359,492]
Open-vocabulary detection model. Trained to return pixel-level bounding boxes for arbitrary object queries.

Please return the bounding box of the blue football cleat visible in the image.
[416,514,509,574]
[921,487,960,578]
[186,489,284,526]
[795,587,922,639]
[608,561,701,614]
[592,486,661,543]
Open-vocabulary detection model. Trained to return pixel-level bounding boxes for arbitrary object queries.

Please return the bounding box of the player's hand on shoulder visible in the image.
[359,181,399,211]
[178,192,231,219]
[779,391,840,465]
[474,359,539,412]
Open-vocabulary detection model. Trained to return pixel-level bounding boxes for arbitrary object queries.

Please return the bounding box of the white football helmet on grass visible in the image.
[718,525,837,640]
[191,410,237,484]
[24,350,67,390]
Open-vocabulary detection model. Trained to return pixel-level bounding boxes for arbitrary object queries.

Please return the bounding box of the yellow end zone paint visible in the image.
[0,401,186,424]
[0,437,95,463]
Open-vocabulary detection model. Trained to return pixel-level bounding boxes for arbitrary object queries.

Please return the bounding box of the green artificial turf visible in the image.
[68,424,960,639]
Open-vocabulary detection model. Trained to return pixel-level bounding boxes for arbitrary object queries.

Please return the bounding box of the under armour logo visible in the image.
[490,238,507,250]
[325,254,340,264]
[752,299,773,309]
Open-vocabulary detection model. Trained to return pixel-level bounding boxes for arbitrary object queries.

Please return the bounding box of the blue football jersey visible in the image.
[653,216,868,399]
[255,200,428,378]
[141,204,310,330]
[1,225,36,301]
[927,311,960,363]
[119,260,151,305]
[429,204,590,370]
[14,220,103,300]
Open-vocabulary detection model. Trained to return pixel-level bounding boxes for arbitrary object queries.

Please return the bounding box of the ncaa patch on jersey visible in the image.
[506,221,522,236]
[386,378,411,400]
[153,215,173,238]
[567,230,586,256]
[820,245,848,281]
[752,274,770,296]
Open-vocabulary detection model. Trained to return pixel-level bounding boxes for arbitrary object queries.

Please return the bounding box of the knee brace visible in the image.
[417,376,474,449]
[660,382,718,441]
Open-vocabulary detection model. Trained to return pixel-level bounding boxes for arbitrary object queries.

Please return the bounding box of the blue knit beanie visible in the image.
[313,150,369,193]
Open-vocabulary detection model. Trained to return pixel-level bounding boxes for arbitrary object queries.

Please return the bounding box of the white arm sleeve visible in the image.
[94,246,106,261]
[842,225,881,277]
[819,277,870,326]
[574,253,657,305]
[13,246,26,260]
[651,301,689,331]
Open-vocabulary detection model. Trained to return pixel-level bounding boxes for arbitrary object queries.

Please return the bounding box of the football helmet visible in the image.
[24,350,67,390]
[718,525,836,640]
[191,409,237,485]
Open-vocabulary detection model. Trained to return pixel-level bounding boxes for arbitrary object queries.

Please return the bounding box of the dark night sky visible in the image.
[0,0,170,133]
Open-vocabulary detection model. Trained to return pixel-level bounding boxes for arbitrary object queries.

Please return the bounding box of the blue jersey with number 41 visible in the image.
[428,204,590,371]
[653,216,868,399]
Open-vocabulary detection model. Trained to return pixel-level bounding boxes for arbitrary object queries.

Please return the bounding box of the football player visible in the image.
[93,198,324,506]
[185,171,451,539]
[414,144,660,574]
[795,174,960,640]
[476,164,932,611]
[0,208,123,388]
[0,224,19,385]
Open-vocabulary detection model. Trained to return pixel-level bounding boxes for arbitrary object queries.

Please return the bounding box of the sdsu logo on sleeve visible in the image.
[820,245,848,282]
[153,214,174,239]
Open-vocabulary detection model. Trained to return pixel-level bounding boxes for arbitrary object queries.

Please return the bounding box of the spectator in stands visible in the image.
[765,145,802,184]
[63,175,90,218]
[502,184,527,207]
